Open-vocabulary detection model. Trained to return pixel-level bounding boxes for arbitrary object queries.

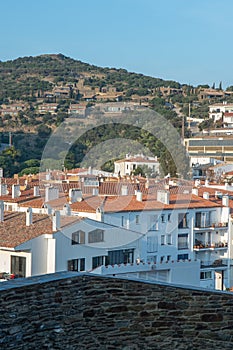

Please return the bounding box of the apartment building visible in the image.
[70,185,232,290]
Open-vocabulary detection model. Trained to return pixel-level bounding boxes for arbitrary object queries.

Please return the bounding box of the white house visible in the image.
[209,103,233,122]
[0,209,143,278]
[114,154,160,176]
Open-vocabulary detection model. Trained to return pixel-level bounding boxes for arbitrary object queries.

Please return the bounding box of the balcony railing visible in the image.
[194,222,228,230]
[194,242,228,250]
[201,259,228,269]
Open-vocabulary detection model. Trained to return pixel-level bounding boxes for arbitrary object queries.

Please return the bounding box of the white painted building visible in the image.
[114,154,160,176]
[70,187,232,290]
[209,103,233,122]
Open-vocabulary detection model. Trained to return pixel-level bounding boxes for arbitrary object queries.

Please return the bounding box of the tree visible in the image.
[219,81,222,90]
[37,125,52,137]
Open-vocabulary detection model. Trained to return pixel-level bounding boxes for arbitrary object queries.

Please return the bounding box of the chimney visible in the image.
[12,184,21,199]
[0,200,4,222]
[0,168,3,178]
[136,191,143,202]
[157,190,170,205]
[33,186,40,197]
[96,207,104,222]
[68,189,82,203]
[203,192,210,200]
[52,211,61,232]
[44,203,52,215]
[121,185,128,196]
[0,184,8,196]
[92,188,99,196]
[222,195,229,207]
[63,203,71,216]
[192,188,199,196]
[205,179,209,187]
[26,207,33,226]
[45,186,59,202]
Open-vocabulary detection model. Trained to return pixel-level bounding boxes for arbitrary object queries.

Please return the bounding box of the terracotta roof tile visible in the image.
[0,212,83,248]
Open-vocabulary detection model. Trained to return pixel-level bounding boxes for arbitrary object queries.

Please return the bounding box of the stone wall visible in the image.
[0,272,233,349]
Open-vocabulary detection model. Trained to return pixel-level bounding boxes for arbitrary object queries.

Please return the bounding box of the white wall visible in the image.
[0,249,31,277]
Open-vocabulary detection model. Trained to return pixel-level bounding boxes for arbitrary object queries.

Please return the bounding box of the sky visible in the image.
[1,0,233,88]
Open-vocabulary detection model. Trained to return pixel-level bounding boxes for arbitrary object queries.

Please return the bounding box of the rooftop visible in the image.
[0,212,82,248]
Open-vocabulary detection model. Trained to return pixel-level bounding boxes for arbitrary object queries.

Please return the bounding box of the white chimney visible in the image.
[222,195,229,207]
[44,203,52,214]
[203,192,210,200]
[26,207,33,226]
[136,191,143,202]
[33,186,40,197]
[68,189,82,203]
[63,203,71,216]
[121,185,128,196]
[0,200,4,222]
[45,172,51,181]
[92,188,99,196]
[12,184,21,199]
[205,179,209,187]
[0,184,8,196]
[157,190,170,205]
[0,168,3,178]
[52,211,61,232]
[45,186,59,202]
[96,207,104,222]
[192,188,199,196]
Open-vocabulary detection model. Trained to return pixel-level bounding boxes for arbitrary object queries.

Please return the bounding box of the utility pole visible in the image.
[182,115,185,140]
[9,132,12,146]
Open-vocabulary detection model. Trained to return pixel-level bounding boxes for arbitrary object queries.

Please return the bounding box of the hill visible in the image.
[0,54,230,177]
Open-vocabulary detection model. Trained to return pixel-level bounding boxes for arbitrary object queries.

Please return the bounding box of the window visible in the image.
[178,213,188,229]
[161,235,165,245]
[167,234,172,245]
[178,233,189,249]
[200,271,212,279]
[92,256,105,269]
[160,256,165,263]
[11,256,26,277]
[177,254,189,261]
[195,212,210,228]
[88,229,104,243]
[148,214,158,231]
[107,249,134,265]
[67,258,85,271]
[147,236,158,253]
[167,255,171,262]
[121,216,127,227]
[161,214,165,223]
[168,213,171,222]
[71,230,85,245]
[135,215,140,224]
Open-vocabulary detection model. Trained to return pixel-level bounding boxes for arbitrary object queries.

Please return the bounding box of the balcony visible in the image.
[201,259,228,269]
[194,222,228,231]
[194,241,228,251]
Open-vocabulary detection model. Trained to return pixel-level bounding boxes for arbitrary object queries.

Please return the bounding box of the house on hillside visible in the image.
[114,154,160,176]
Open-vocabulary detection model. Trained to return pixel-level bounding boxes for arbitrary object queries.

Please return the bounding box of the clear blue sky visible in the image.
[1,0,233,88]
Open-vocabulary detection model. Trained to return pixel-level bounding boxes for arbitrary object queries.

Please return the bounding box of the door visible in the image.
[215,271,223,290]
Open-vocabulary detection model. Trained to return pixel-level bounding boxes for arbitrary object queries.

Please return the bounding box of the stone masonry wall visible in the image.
[0,272,233,349]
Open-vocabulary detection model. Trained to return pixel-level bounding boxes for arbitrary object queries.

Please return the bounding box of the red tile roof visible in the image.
[70,193,221,213]
[0,212,82,248]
